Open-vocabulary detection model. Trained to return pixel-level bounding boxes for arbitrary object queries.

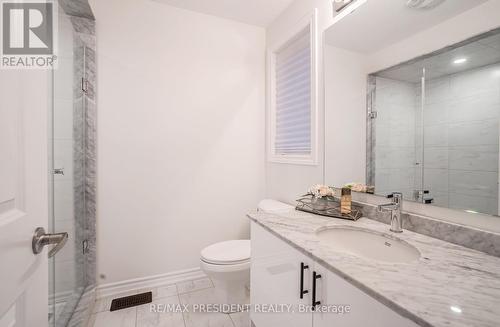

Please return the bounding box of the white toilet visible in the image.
[200,200,294,309]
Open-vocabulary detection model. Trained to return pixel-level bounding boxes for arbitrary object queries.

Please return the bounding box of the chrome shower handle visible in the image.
[32,227,68,258]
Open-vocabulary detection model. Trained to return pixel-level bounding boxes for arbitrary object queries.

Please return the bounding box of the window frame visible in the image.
[267,10,318,165]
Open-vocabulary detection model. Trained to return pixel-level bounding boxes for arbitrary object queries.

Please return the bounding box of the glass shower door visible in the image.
[48,14,86,327]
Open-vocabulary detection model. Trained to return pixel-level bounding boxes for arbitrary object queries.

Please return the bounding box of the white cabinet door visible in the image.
[251,222,313,327]
[0,69,50,327]
[312,263,418,327]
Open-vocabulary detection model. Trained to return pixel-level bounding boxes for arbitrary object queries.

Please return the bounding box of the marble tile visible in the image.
[156,284,178,299]
[448,145,498,172]
[424,78,451,105]
[375,146,415,169]
[92,307,136,327]
[388,168,416,190]
[182,311,233,327]
[423,146,449,169]
[448,170,498,198]
[68,286,96,327]
[423,101,448,126]
[176,278,213,295]
[423,168,449,193]
[181,284,249,310]
[136,296,185,327]
[375,77,416,106]
[389,123,416,147]
[374,168,391,193]
[448,92,500,123]
[388,103,415,125]
[230,311,250,327]
[450,64,500,98]
[424,124,448,147]
[374,123,390,146]
[70,15,95,35]
[372,63,500,221]
[59,0,94,20]
[375,167,416,196]
[448,120,499,147]
[179,287,235,327]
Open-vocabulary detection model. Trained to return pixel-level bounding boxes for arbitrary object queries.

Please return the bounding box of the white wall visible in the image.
[91,0,265,284]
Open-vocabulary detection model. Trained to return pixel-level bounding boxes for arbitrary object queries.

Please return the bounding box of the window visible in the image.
[268,11,318,165]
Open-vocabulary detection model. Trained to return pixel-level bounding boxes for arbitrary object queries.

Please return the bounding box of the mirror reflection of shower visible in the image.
[369,29,500,216]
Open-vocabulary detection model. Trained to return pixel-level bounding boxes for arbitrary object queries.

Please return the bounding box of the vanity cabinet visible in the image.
[250,222,418,327]
[313,263,417,327]
[251,221,314,327]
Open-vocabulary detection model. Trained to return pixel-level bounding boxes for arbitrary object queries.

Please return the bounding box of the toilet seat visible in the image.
[201,240,250,265]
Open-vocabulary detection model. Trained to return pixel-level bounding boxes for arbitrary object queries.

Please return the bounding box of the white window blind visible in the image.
[274,27,311,156]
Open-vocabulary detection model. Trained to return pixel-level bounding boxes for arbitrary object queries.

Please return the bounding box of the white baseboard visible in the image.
[96,267,206,299]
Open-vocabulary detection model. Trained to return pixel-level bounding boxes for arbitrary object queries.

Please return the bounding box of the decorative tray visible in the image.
[295,195,362,221]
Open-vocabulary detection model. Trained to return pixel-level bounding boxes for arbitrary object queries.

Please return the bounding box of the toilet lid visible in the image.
[201,240,250,265]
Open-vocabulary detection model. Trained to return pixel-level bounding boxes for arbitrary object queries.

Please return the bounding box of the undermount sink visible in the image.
[316,227,421,263]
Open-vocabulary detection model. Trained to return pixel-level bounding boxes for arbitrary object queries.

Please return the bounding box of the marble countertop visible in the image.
[247,209,500,327]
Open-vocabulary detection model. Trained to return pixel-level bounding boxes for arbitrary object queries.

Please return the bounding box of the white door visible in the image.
[0,69,51,327]
[251,222,313,327]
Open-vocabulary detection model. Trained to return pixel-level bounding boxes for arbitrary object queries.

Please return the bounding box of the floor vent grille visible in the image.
[110,292,152,311]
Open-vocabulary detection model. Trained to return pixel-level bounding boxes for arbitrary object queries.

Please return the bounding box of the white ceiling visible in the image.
[325,0,488,54]
[151,0,294,27]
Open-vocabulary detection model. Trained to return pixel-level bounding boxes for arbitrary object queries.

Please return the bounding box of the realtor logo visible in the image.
[1,0,57,69]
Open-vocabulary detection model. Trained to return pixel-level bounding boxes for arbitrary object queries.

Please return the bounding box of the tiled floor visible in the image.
[88,278,250,327]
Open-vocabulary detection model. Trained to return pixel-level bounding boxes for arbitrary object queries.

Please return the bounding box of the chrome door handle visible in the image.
[32,227,68,258]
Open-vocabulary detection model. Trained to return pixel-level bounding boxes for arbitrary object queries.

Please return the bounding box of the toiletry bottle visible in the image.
[341,187,352,215]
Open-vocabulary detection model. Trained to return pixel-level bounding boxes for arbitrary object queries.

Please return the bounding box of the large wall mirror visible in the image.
[367,29,500,216]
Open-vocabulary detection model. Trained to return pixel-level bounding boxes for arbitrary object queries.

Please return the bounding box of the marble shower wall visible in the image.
[371,63,500,215]
[68,12,97,327]
[71,14,96,290]
[421,64,500,215]
[59,0,94,20]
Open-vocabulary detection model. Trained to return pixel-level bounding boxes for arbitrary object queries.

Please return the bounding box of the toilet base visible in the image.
[200,260,250,313]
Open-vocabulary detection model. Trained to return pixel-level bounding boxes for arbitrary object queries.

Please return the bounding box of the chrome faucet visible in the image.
[378,192,403,233]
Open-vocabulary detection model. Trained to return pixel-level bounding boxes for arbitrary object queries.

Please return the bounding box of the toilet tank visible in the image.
[257,199,294,213]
